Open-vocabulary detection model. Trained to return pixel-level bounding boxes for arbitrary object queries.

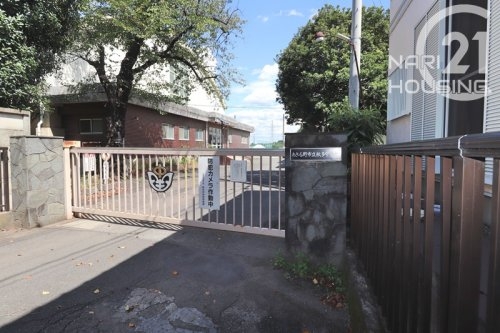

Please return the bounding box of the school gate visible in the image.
[69,147,285,237]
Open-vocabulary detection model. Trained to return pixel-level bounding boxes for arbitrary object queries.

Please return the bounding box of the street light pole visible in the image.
[350,0,362,109]
[314,0,362,109]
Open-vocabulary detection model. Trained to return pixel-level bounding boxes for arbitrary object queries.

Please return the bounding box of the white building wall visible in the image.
[45,48,224,113]
[187,85,224,113]
[389,0,435,62]
[484,0,500,183]
[387,0,442,144]
[485,0,500,135]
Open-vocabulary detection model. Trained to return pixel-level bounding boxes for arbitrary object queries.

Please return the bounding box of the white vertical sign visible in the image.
[198,156,220,210]
[230,160,247,182]
[83,153,96,172]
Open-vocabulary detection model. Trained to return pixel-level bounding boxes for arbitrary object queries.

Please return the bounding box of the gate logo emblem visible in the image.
[146,166,174,192]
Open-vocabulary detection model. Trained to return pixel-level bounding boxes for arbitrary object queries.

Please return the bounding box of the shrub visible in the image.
[318,99,386,150]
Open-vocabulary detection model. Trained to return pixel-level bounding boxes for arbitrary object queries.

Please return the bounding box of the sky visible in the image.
[224,0,390,144]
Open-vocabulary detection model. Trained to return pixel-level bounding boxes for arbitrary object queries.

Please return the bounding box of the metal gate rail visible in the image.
[69,147,285,237]
[0,147,8,212]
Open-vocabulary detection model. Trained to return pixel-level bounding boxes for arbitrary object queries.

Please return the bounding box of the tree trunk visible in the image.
[104,101,127,147]
[91,39,143,147]
[104,38,142,147]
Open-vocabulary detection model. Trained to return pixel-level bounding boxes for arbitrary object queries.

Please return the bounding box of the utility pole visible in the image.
[350,0,362,109]
[282,113,285,148]
[271,120,274,145]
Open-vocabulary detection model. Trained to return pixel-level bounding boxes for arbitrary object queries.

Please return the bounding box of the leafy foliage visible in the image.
[68,0,244,146]
[322,99,385,149]
[0,1,81,110]
[0,11,37,108]
[275,5,389,133]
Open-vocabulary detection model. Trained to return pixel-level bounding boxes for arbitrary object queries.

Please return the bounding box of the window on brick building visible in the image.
[195,128,204,141]
[80,118,103,134]
[208,127,222,148]
[179,126,190,140]
[162,124,175,139]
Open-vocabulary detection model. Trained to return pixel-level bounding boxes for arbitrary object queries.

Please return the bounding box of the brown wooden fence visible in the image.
[350,132,500,333]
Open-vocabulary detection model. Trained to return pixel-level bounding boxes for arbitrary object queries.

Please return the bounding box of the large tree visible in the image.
[69,0,243,146]
[276,5,389,132]
[0,1,81,110]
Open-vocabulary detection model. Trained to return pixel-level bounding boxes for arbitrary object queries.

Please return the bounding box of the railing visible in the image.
[350,132,500,333]
[69,147,285,237]
[0,147,9,212]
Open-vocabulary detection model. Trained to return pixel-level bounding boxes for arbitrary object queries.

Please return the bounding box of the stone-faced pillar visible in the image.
[285,133,348,265]
[10,136,65,228]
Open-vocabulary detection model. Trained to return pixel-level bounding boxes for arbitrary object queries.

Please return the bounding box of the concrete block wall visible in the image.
[10,136,66,228]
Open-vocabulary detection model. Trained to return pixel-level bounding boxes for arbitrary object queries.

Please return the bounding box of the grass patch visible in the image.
[273,252,346,309]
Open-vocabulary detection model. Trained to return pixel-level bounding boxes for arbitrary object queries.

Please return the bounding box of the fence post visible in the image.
[447,156,483,332]
[63,147,73,219]
[0,148,9,212]
[421,156,435,331]
[488,159,500,332]
[284,133,348,265]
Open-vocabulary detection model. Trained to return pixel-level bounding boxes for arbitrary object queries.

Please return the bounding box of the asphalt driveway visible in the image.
[0,218,349,332]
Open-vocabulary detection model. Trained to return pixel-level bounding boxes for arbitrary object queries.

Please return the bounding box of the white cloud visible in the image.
[231,107,296,144]
[308,8,320,20]
[257,15,269,22]
[276,9,304,17]
[257,63,279,80]
[228,63,299,143]
[287,9,303,17]
[234,64,279,105]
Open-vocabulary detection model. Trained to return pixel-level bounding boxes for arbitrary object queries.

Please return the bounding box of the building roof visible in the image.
[48,89,254,133]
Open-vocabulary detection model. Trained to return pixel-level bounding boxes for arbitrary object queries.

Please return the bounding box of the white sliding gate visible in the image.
[69,147,285,237]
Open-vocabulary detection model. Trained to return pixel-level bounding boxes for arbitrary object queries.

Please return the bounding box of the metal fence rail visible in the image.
[351,132,500,333]
[0,147,8,212]
[69,147,285,237]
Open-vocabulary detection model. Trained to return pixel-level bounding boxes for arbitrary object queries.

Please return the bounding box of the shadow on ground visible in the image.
[0,218,349,333]
[201,190,284,230]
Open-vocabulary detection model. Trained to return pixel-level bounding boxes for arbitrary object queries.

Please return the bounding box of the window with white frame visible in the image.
[208,127,222,148]
[179,126,190,140]
[195,128,204,141]
[241,136,248,144]
[228,134,232,144]
[80,118,104,134]
[387,64,410,121]
[162,124,175,139]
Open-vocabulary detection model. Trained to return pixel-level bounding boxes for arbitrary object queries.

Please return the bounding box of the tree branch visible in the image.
[169,55,217,82]
[132,24,195,75]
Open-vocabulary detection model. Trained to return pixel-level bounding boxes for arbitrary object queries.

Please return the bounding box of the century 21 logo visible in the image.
[392,5,488,102]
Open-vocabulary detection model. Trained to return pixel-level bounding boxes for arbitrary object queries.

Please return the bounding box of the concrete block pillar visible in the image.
[10,136,66,228]
[285,133,348,265]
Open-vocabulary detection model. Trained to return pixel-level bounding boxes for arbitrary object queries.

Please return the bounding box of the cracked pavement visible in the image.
[0,218,349,332]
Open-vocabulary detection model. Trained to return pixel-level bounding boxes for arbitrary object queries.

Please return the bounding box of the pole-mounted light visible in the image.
[314,0,362,110]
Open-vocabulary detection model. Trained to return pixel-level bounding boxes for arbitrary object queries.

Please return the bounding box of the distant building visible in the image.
[41,93,251,148]
[40,54,253,148]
